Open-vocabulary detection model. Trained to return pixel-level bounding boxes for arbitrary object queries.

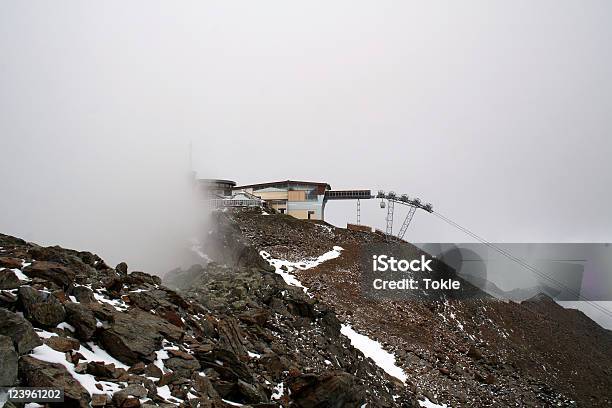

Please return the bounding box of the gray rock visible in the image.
[71,285,95,303]
[0,307,42,354]
[0,269,21,290]
[217,317,249,358]
[100,309,182,365]
[65,302,97,340]
[164,356,201,377]
[0,257,23,269]
[116,262,128,276]
[22,261,75,288]
[191,372,219,398]
[0,334,18,386]
[19,355,90,408]
[237,379,268,403]
[18,286,66,327]
[112,384,147,407]
[288,371,365,408]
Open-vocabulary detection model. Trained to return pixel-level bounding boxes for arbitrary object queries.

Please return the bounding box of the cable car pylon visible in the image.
[376,190,433,240]
[397,205,417,239]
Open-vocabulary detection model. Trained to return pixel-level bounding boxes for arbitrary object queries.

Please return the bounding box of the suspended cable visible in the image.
[432,211,612,319]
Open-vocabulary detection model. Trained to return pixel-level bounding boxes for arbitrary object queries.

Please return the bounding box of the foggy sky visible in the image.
[2,1,612,275]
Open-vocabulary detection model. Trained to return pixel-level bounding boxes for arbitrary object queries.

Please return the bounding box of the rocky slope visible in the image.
[0,223,412,407]
[1,208,611,408]
[225,208,612,407]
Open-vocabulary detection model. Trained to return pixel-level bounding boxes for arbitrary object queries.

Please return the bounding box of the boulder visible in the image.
[112,384,147,407]
[19,355,91,408]
[18,286,66,327]
[217,317,249,358]
[0,257,23,269]
[71,285,96,303]
[128,361,146,374]
[100,309,182,365]
[22,261,75,288]
[0,334,18,386]
[164,356,201,377]
[237,379,268,403]
[46,335,81,352]
[0,289,18,304]
[116,262,128,276]
[86,361,117,379]
[0,269,22,289]
[288,371,365,408]
[65,302,97,340]
[191,372,219,398]
[144,363,163,378]
[123,271,161,286]
[91,393,110,407]
[0,307,42,353]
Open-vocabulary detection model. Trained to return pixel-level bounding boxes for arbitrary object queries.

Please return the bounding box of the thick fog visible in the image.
[0,134,202,274]
[2,1,612,276]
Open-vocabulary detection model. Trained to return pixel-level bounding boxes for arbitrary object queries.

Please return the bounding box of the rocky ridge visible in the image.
[2,207,611,408]
[0,225,413,408]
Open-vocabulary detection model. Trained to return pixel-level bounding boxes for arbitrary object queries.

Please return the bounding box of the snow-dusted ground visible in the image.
[31,328,127,396]
[261,247,410,387]
[260,246,343,291]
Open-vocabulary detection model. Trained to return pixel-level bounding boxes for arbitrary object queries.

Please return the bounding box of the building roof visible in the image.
[199,179,237,186]
[234,180,331,190]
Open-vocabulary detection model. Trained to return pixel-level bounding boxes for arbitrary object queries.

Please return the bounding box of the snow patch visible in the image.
[80,342,130,370]
[260,246,344,292]
[222,399,244,407]
[12,268,30,281]
[418,398,451,408]
[271,382,284,400]
[93,292,128,312]
[30,344,123,396]
[340,324,407,384]
[57,322,76,332]
[157,385,172,399]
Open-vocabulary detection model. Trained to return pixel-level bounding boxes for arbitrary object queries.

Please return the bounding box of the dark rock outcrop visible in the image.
[18,286,66,327]
[0,269,21,289]
[0,307,42,354]
[100,309,182,365]
[0,334,18,386]
[2,209,610,407]
[19,356,91,408]
[65,302,97,340]
[288,371,364,408]
[22,261,75,288]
